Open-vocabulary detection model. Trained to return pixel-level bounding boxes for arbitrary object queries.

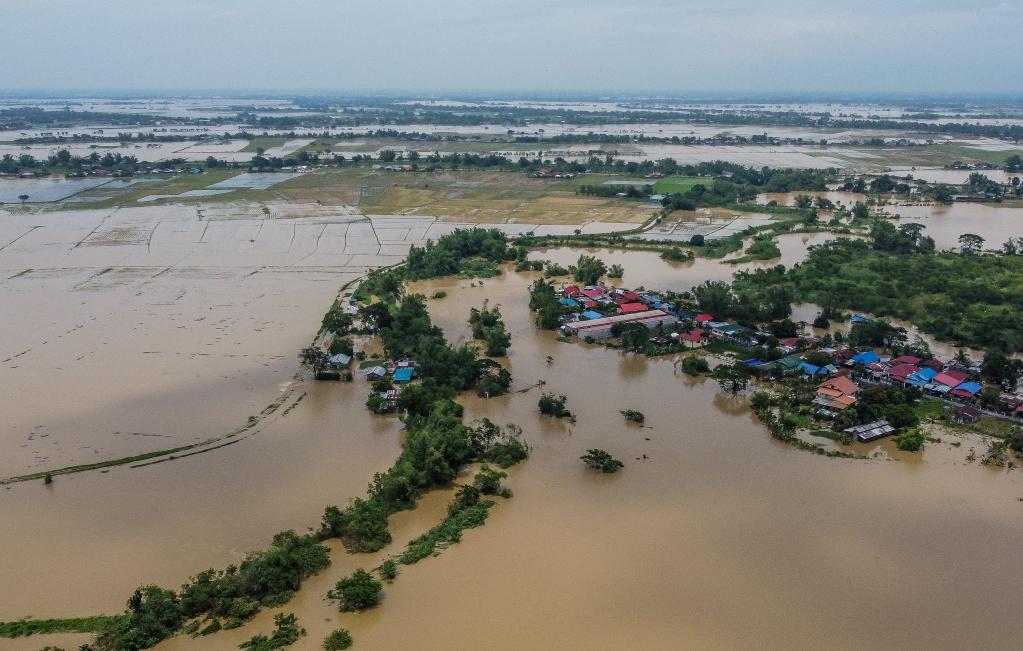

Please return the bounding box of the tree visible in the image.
[895,428,925,452]
[329,569,382,612]
[607,264,624,278]
[529,278,562,329]
[958,233,985,255]
[299,346,330,376]
[982,350,1023,391]
[538,393,572,418]
[323,629,353,651]
[621,409,645,424]
[680,355,709,375]
[571,254,607,285]
[711,363,750,395]
[580,449,624,473]
[693,280,733,318]
[18,194,29,204]
[851,202,870,221]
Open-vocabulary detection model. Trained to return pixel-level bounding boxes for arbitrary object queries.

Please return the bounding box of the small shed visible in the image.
[955,406,982,424]
[365,366,388,381]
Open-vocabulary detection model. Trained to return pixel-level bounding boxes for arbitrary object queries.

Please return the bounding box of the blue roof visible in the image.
[851,314,872,323]
[798,361,823,375]
[581,310,603,320]
[954,381,982,395]
[393,367,414,382]
[907,367,938,386]
[559,298,579,307]
[851,351,880,365]
[742,358,761,366]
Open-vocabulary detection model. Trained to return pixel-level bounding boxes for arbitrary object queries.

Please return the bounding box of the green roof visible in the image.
[777,355,803,369]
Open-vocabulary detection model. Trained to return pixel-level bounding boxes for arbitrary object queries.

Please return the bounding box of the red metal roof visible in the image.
[695,313,713,322]
[889,363,920,381]
[618,302,649,314]
[680,328,705,342]
[933,371,967,387]
[579,288,604,299]
[891,355,922,365]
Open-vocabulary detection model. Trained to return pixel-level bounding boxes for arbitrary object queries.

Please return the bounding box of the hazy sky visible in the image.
[3,0,1021,95]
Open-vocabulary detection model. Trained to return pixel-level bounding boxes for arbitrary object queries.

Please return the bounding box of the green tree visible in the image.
[329,569,382,612]
[958,233,985,255]
[323,629,353,651]
[580,449,624,473]
[299,346,330,376]
[571,254,607,285]
[712,363,750,395]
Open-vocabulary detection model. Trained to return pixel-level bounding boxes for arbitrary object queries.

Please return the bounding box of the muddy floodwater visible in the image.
[4,218,1023,650]
[893,202,1023,251]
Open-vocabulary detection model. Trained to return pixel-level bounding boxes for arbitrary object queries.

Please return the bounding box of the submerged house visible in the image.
[562,309,677,340]
[364,366,388,381]
[844,420,895,442]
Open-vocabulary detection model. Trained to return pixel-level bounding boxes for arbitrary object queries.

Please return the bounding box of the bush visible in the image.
[680,355,709,375]
[538,393,572,418]
[329,569,382,612]
[473,464,509,495]
[239,613,305,650]
[379,559,398,582]
[621,409,645,424]
[750,391,772,410]
[323,629,354,651]
[580,449,624,473]
[895,428,925,452]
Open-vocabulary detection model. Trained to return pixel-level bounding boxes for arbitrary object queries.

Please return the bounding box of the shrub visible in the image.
[323,629,354,651]
[621,409,645,424]
[895,428,925,452]
[538,393,572,418]
[328,569,382,612]
[379,559,398,582]
[580,449,624,473]
[680,355,709,375]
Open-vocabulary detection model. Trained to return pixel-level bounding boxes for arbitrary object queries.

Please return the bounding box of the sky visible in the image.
[3,0,1022,96]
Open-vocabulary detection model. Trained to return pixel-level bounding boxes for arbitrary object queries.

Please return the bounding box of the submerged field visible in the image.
[4,212,1023,649]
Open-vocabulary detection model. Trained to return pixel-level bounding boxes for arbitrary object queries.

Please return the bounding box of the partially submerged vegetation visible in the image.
[580,449,625,473]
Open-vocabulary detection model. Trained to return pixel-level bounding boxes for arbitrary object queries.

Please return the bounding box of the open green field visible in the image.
[274,168,655,223]
[652,177,710,194]
[41,168,245,210]
[242,136,290,152]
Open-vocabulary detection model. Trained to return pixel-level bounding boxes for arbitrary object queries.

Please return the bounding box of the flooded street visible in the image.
[3,214,1023,650]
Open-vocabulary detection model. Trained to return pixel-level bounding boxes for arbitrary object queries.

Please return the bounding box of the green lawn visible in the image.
[652,177,711,194]
[242,137,289,153]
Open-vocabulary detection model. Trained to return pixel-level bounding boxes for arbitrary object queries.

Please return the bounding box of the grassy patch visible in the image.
[0,615,127,638]
[652,177,711,194]
[242,137,289,152]
[398,500,494,565]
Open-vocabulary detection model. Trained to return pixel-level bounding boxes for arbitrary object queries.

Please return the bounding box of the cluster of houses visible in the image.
[557,284,679,339]
[554,283,1023,426]
[533,167,575,179]
[364,360,418,412]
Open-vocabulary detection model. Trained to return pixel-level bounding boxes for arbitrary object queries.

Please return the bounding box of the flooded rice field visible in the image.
[0,177,113,203]
[4,209,1023,650]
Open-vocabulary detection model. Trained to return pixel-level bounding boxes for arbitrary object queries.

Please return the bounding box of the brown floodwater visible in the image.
[5,232,1023,650]
[156,260,1023,651]
[893,203,1023,251]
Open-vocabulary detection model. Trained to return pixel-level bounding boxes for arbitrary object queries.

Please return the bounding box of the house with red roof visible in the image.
[563,285,581,297]
[694,313,713,324]
[888,363,920,384]
[679,328,706,347]
[617,302,649,314]
[890,355,922,366]
[813,376,860,414]
[929,370,969,395]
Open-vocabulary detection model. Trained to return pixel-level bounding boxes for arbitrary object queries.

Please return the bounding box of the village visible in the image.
[549,280,1023,444]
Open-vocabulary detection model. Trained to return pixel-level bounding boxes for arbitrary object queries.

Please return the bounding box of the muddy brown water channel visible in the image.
[3,235,1023,650]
